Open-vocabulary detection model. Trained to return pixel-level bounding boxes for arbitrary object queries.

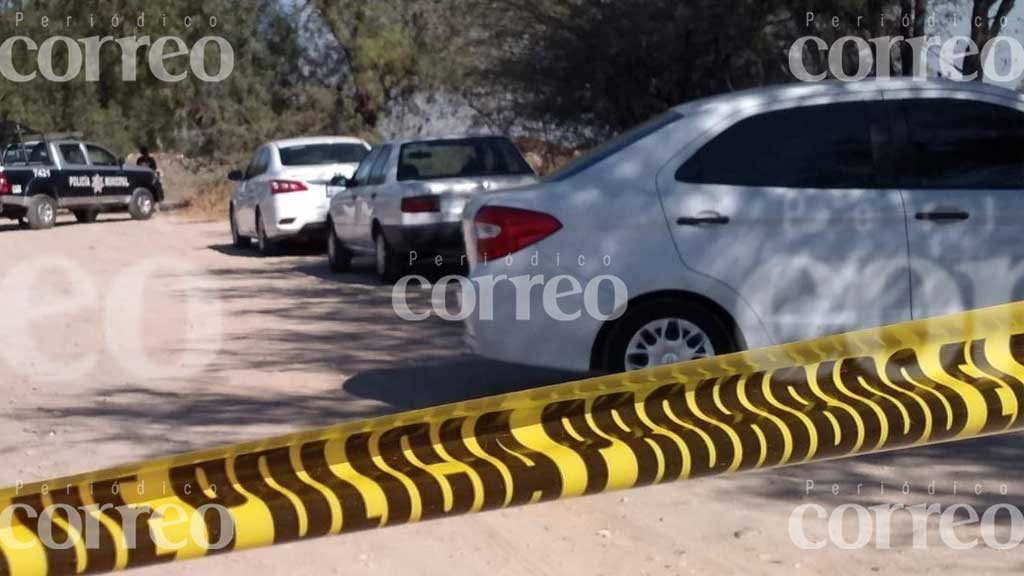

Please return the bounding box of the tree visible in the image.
[963,0,1017,79]
[898,0,929,76]
[305,0,458,135]
[461,0,909,143]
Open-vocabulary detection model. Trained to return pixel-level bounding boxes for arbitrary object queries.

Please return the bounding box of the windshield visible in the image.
[397,137,534,181]
[545,111,685,182]
[279,143,368,166]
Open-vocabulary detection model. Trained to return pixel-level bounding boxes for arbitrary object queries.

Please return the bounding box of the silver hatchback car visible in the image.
[325,135,537,282]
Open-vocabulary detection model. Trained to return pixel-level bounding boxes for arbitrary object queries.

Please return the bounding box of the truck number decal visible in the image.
[32,168,51,178]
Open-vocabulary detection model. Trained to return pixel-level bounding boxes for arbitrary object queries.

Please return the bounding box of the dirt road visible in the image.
[0,213,1020,575]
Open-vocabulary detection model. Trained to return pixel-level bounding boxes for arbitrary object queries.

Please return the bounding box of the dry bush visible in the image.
[182,180,234,219]
[513,137,581,176]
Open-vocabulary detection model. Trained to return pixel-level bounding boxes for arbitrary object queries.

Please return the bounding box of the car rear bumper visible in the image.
[461,269,602,373]
[381,222,465,256]
[264,192,329,239]
[0,195,29,208]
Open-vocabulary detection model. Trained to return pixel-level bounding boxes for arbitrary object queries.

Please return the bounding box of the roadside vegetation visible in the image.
[0,0,1015,216]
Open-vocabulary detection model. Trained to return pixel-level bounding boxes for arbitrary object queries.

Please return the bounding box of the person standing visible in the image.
[137,146,158,171]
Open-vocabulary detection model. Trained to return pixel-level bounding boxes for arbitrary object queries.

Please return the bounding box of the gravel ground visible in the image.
[0,212,1020,575]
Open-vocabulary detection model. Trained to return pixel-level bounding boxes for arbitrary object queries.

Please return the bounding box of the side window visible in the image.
[351,148,380,187]
[60,144,88,166]
[900,99,1024,189]
[367,145,392,185]
[677,102,879,189]
[245,148,270,179]
[85,145,119,167]
[26,143,52,166]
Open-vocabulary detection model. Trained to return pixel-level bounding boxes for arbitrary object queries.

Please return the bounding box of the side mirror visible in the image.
[228,170,244,182]
[118,157,126,166]
[329,175,348,187]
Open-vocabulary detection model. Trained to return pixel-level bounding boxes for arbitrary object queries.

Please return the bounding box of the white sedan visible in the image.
[325,136,536,282]
[462,79,1024,373]
[229,136,370,255]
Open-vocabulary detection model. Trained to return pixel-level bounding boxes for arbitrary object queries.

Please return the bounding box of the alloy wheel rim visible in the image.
[38,201,54,224]
[624,318,715,371]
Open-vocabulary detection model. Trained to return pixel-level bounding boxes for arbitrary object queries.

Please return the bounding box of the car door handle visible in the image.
[915,210,969,222]
[677,213,730,226]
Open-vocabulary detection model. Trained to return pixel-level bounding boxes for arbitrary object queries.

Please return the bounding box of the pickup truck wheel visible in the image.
[256,212,277,256]
[26,195,57,230]
[72,209,99,224]
[326,221,352,273]
[229,206,250,248]
[128,188,155,220]
[374,231,405,284]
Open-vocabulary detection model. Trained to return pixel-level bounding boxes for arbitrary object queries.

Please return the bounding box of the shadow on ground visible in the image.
[342,356,580,410]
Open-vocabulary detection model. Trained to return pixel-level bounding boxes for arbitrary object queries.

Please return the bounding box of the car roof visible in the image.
[270,136,369,148]
[376,134,515,148]
[671,79,1023,115]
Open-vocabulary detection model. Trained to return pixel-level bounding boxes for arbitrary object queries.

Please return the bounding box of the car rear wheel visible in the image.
[26,195,57,230]
[374,231,404,284]
[256,211,277,256]
[599,299,738,373]
[73,209,99,224]
[128,188,155,220]
[326,221,351,273]
[230,205,250,248]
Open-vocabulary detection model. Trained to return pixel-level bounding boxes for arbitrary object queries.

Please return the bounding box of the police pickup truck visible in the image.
[0,136,163,230]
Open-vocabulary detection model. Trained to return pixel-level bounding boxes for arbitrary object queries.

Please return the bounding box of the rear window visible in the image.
[3,142,50,166]
[279,143,368,166]
[397,137,533,181]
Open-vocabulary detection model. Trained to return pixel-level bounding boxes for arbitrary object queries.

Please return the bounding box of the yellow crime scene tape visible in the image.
[4,302,1024,575]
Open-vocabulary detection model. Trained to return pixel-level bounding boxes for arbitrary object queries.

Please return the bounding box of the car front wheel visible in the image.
[599,299,738,373]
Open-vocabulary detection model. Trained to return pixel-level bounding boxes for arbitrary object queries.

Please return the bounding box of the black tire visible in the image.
[374,229,405,283]
[598,298,739,374]
[26,195,57,230]
[229,205,250,248]
[256,211,277,256]
[72,209,99,224]
[326,220,352,273]
[128,188,155,220]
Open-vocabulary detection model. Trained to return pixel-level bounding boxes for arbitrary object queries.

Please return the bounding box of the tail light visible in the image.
[0,174,9,195]
[270,180,308,194]
[474,206,562,261]
[401,195,440,213]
